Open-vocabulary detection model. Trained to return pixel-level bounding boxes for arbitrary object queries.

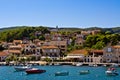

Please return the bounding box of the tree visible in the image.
[92,41,105,49]
[0,45,4,51]
[39,35,45,41]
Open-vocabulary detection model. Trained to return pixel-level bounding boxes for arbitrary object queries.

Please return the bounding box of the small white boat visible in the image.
[76,63,83,66]
[88,64,94,67]
[14,65,31,71]
[93,64,98,67]
[103,64,107,67]
[80,70,90,75]
[105,68,119,76]
[111,63,119,67]
[55,71,69,76]
[54,63,60,66]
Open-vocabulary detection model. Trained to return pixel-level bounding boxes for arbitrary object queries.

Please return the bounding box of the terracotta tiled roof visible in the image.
[90,50,103,53]
[41,45,58,49]
[13,40,22,43]
[50,41,67,45]
[69,50,88,54]
[113,45,120,48]
[9,45,22,48]
[0,52,8,56]
[8,50,21,54]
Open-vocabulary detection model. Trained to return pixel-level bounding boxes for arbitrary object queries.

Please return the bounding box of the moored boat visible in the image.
[105,67,118,76]
[14,65,31,71]
[55,71,69,76]
[76,63,83,66]
[79,70,90,75]
[26,68,46,74]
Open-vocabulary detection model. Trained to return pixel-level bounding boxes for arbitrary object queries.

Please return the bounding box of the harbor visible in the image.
[0,65,120,80]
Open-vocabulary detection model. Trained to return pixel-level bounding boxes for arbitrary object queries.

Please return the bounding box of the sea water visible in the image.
[0,65,119,80]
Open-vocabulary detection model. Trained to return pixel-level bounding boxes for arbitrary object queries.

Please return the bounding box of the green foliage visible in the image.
[85,33,120,49]
[39,35,45,41]
[5,54,18,63]
[0,44,4,51]
[43,57,52,62]
[0,26,50,42]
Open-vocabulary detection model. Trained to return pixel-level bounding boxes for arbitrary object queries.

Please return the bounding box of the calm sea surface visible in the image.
[0,65,120,80]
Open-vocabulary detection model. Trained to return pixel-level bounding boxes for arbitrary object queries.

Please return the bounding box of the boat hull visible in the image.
[106,71,118,76]
[26,69,46,74]
[80,71,90,75]
[55,71,69,76]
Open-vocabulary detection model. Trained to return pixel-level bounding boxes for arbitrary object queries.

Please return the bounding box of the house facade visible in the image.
[41,45,60,59]
[103,45,118,63]
[65,50,88,62]
[85,50,103,63]
[0,51,8,61]
[8,45,23,56]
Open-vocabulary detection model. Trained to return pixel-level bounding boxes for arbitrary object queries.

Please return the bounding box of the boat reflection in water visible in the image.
[55,71,69,76]
[79,70,90,75]
[26,68,46,74]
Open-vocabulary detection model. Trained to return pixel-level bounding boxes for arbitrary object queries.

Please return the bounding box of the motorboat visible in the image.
[93,64,98,67]
[88,64,94,67]
[14,65,31,71]
[26,68,46,74]
[76,63,83,66]
[105,68,119,76]
[79,70,90,75]
[111,63,119,67]
[54,63,60,66]
[55,71,69,76]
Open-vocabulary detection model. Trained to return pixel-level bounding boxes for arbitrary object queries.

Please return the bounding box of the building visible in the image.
[13,40,22,45]
[8,45,23,56]
[49,41,67,53]
[65,50,88,62]
[24,43,40,55]
[103,45,120,63]
[75,34,85,46]
[85,50,103,63]
[0,51,8,61]
[113,45,120,63]
[41,45,60,59]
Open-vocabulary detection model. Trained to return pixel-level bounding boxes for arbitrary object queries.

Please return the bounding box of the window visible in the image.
[50,49,52,52]
[37,49,39,52]
[54,49,57,52]
[107,48,111,52]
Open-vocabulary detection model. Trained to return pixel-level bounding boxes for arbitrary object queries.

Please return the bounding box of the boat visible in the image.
[54,63,60,66]
[88,64,94,67]
[111,63,119,67]
[105,67,119,76]
[93,64,98,67]
[79,70,90,75]
[55,71,69,76]
[25,68,46,74]
[14,65,31,71]
[76,63,83,66]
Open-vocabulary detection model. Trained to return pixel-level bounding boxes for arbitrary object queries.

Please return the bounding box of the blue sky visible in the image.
[0,0,120,28]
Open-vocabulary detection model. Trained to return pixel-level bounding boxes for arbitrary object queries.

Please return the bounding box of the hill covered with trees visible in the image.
[0,26,50,42]
[0,26,120,50]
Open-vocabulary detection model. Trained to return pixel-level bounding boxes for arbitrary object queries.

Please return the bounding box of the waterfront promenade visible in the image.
[0,61,119,66]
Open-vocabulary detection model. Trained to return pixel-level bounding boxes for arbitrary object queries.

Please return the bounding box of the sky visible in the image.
[0,0,120,28]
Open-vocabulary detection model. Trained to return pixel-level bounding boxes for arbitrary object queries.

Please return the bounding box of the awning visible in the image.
[65,55,84,59]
